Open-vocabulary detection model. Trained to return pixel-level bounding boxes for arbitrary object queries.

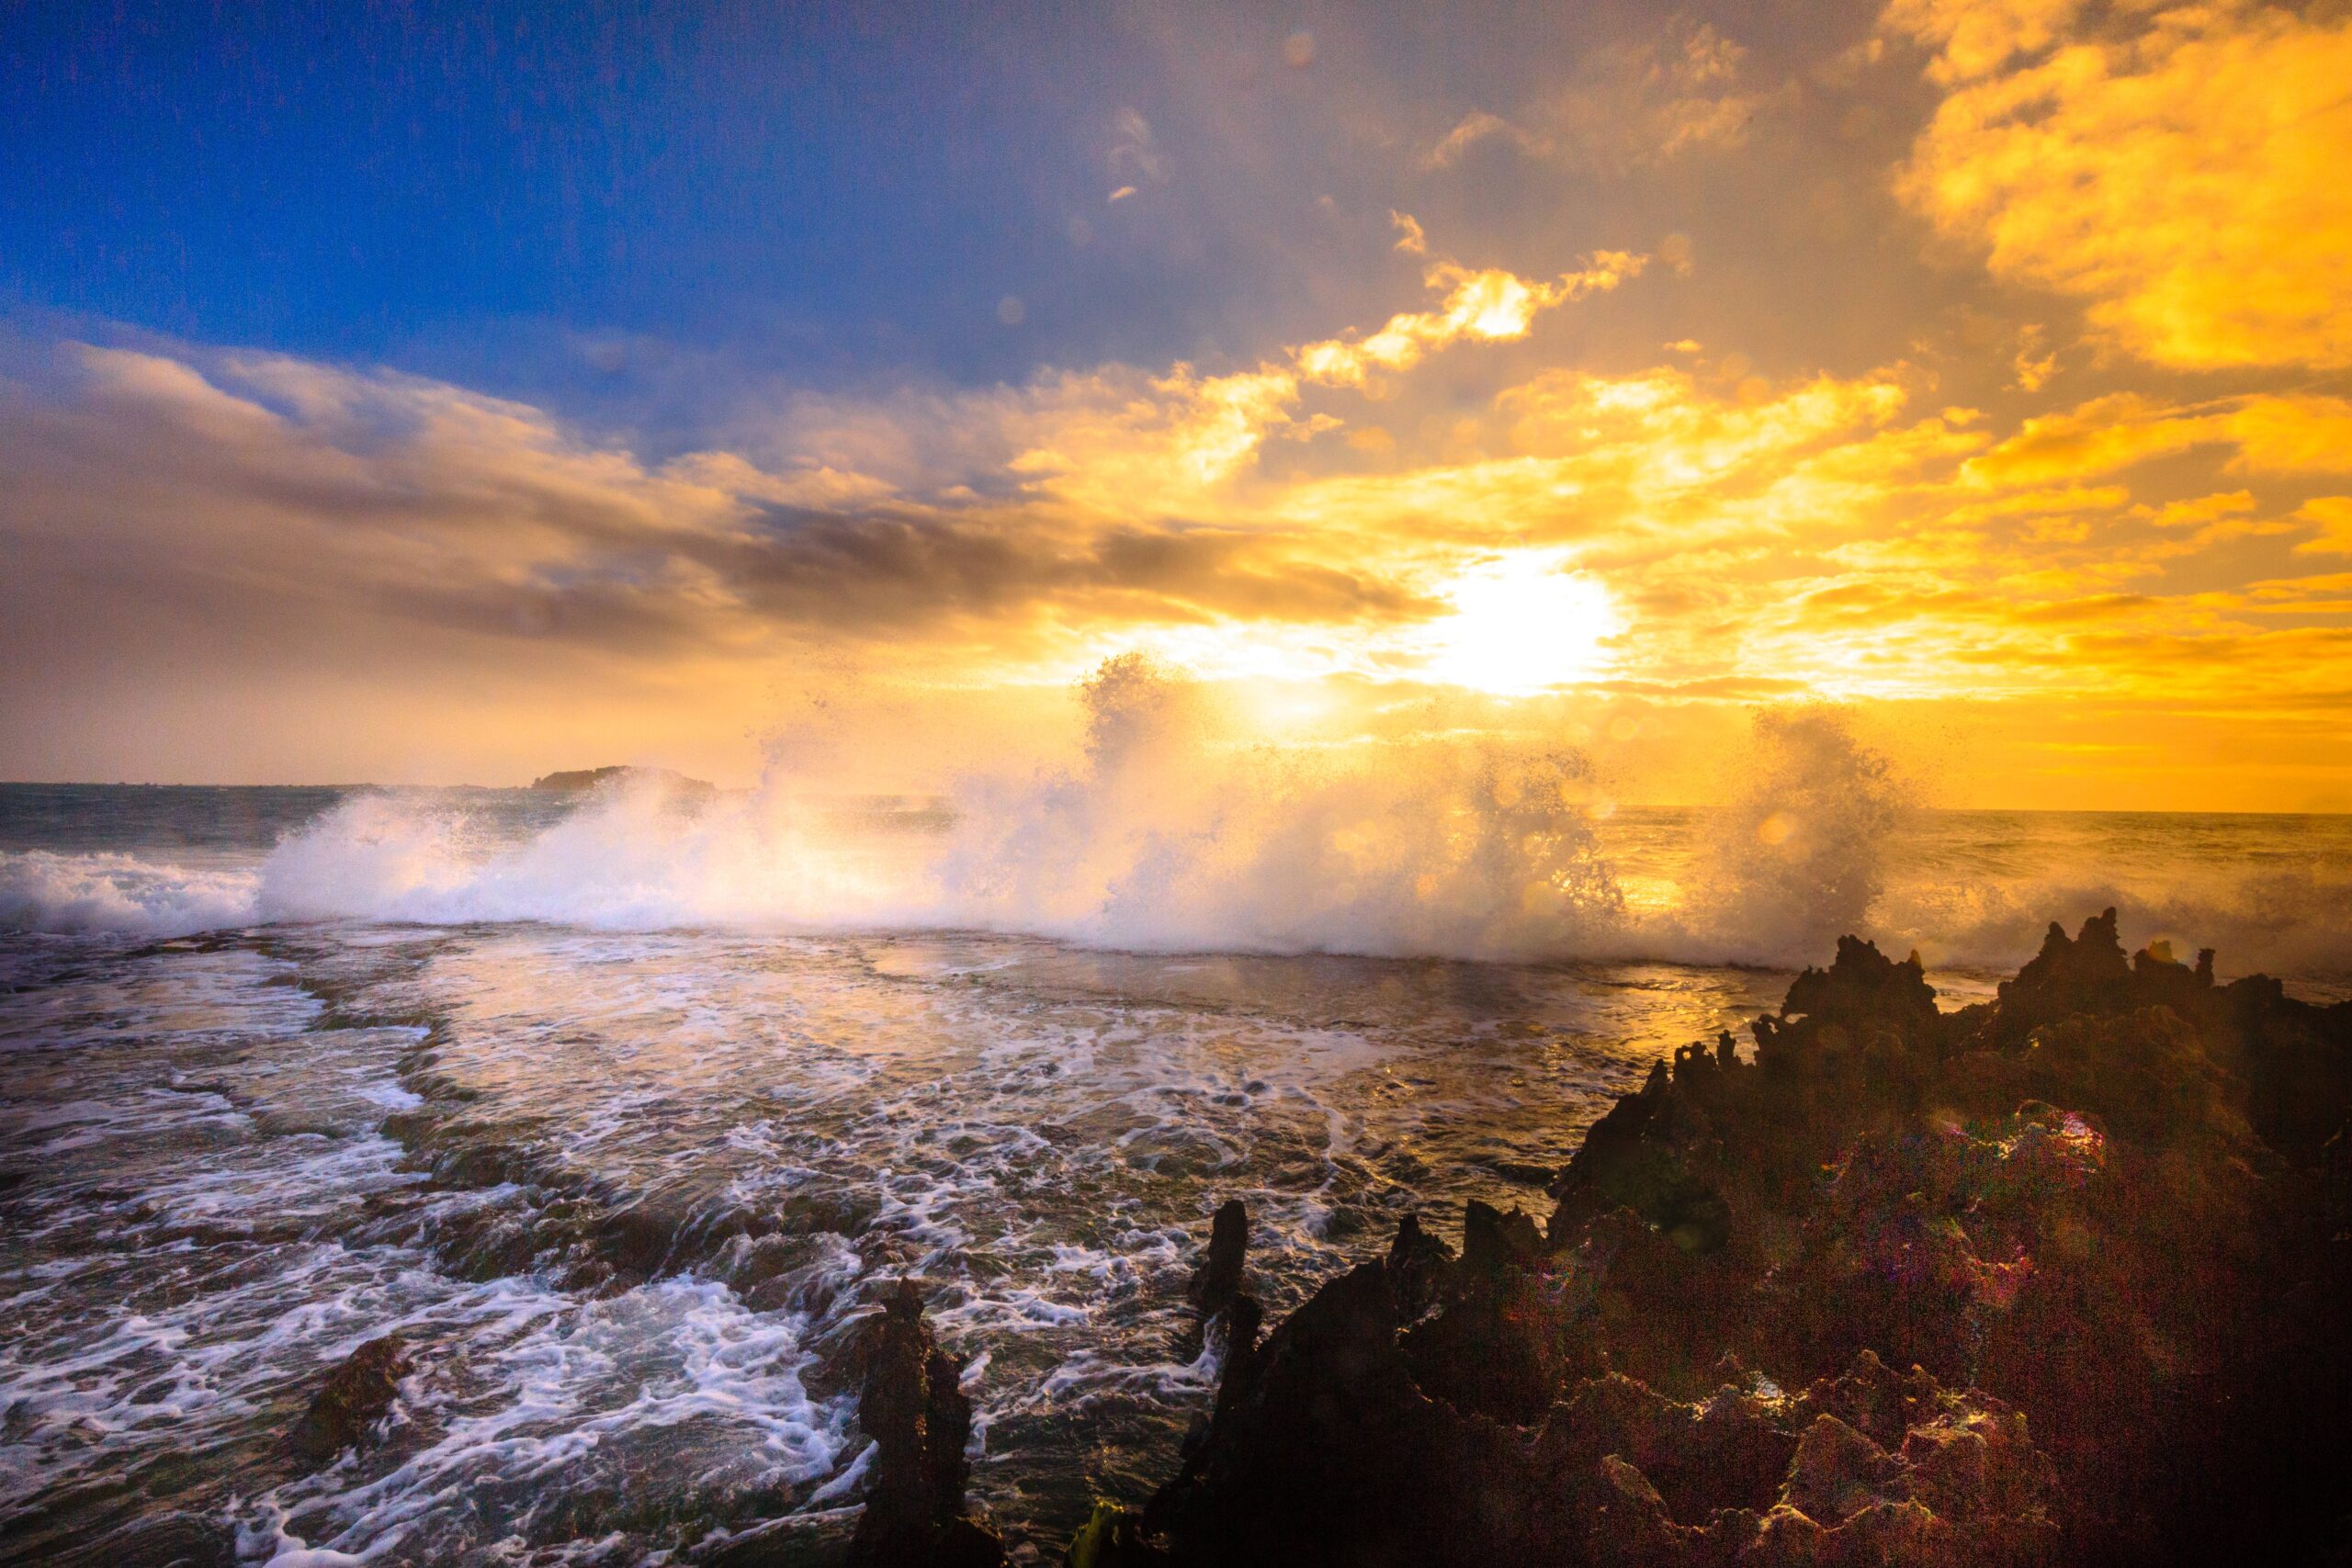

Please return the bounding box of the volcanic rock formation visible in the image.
[1073,910,2352,1567]
[846,1280,1004,1568]
[1185,1199,1250,1324]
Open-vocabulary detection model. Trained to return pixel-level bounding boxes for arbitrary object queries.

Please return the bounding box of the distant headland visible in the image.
[527,765,717,798]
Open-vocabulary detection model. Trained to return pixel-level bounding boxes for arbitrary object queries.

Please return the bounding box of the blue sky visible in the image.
[3,0,2350,806]
[8,3,1177,383]
[8,5,1395,385]
[3,1,1926,423]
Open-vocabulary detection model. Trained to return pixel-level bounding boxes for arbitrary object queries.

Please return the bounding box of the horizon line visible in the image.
[1,778,2347,818]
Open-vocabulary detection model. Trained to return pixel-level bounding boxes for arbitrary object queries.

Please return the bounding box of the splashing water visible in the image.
[1,687,2346,1562]
[1668,705,1916,966]
[0,684,2346,983]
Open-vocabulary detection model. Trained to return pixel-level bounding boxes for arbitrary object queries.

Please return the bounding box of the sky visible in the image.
[3,0,2349,807]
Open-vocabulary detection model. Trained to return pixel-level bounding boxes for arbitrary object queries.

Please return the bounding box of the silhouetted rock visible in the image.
[1148,1259,1529,1565]
[847,1280,1003,1568]
[1781,934,1939,1040]
[1100,911,2352,1568]
[1185,1199,1249,1321]
[1459,1197,1544,1274]
[2008,908,2132,1002]
[1211,1292,1266,1420]
[288,1333,410,1466]
[1383,1212,1455,1322]
[1406,1199,1584,1424]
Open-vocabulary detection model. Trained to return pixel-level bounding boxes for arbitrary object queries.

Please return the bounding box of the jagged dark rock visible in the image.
[1384,1212,1454,1322]
[1458,1197,1544,1274]
[847,1280,1004,1568]
[1406,1199,1584,1425]
[1185,1199,1249,1322]
[1211,1292,1266,1423]
[1147,1258,1527,1565]
[287,1333,411,1466]
[1094,912,2352,1568]
[1781,934,1939,1039]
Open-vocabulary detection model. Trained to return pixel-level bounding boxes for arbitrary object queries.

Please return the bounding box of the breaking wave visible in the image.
[3,668,2346,982]
[236,669,1890,965]
[0,849,261,939]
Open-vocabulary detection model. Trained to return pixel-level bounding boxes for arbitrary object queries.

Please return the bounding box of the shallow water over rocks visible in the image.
[0,923,1784,1563]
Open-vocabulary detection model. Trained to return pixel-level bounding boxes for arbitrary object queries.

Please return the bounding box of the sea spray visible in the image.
[240,657,1634,957]
[1668,705,1915,965]
[0,847,261,936]
[3,675,2346,982]
[235,670,1900,964]
[931,655,1629,956]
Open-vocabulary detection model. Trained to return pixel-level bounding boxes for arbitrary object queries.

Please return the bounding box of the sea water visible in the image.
[3,782,2346,1564]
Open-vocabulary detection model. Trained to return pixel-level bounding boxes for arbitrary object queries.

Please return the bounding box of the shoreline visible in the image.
[970,908,2352,1567]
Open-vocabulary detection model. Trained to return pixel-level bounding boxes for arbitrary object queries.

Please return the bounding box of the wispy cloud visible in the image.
[1426,19,1773,175]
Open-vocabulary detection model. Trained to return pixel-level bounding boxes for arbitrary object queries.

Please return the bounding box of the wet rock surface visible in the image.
[286,1334,412,1468]
[1184,1199,1250,1323]
[72,1512,241,1568]
[1090,911,2352,1566]
[846,1280,1005,1568]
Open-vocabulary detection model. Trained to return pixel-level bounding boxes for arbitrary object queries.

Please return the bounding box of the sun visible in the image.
[1418,552,1621,695]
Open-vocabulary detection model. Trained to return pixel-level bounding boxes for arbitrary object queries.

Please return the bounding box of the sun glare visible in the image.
[1419,553,1620,695]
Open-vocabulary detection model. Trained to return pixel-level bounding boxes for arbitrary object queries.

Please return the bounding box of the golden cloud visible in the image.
[1964,395,2352,487]
[1292,256,1644,389]
[2296,499,2352,558]
[1892,0,2352,369]
[8,219,2352,795]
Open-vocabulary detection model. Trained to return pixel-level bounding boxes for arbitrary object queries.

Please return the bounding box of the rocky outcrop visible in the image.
[846,1281,1004,1568]
[1577,1350,2057,1568]
[1184,1199,1250,1323]
[287,1333,411,1467]
[1089,912,2352,1567]
[1384,1211,1454,1322]
[530,765,716,797]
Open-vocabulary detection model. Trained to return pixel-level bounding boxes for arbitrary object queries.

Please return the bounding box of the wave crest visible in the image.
[0,850,260,938]
[4,680,2346,983]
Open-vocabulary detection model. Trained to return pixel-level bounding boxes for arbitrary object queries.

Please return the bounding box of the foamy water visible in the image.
[4,768,2347,982]
[2,766,2347,1563]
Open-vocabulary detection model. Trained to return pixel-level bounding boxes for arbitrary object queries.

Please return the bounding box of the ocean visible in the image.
[3,781,2347,1564]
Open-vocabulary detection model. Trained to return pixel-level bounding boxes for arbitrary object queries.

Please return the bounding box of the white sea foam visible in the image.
[0,945,857,1565]
[3,677,2346,979]
[228,684,1915,964]
[247,1276,850,1562]
[0,848,260,937]
[6,822,2331,1559]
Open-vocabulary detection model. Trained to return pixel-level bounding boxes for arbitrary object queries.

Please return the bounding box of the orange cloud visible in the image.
[1293,255,1644,389]
[1891,0,2352,370]
[2296,499,2352,558]
[1881,0,2084,84]
[1964,395,2352,487]
[9,209,2352,799]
